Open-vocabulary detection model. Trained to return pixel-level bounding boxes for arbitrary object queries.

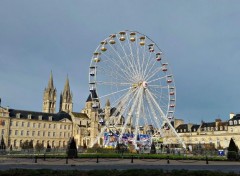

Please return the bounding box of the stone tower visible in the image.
[59,76,73,113]
[84,90,100,147]
[42,71,57,113]
[104,99,111,122]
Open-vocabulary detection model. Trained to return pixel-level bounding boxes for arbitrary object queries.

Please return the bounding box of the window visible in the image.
[60,124,62,129]
[48,132,50,137]
[53,132,55,137]
[38,123,41,128]
[49,124,51,128]
[68,125,70,130]
[1,129,4,135]
[60,132,62,137]
[38,131,40,136]
[9,130,12,135]
[15,130,18,135]
[10,121,13,126]
[43,132,45,136]
[38,115,42,120]
[28,114,31,119]
[22,122,24,127]
[220,126,223,130]
[229,121,233,125]
[32,131,35,136]
[27,122,30,127]
[21,130,24,136]
[16,121,18,126]
[27,131,29,136]
[53,124,56,129]
[44,123,46,128]
[234,120,237,125]
[14,140,17,147]
[64,125,66,130]
[33,123,35,128]
[16,113,20,118]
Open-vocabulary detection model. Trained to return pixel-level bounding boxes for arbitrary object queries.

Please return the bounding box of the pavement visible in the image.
[0,158,240,172]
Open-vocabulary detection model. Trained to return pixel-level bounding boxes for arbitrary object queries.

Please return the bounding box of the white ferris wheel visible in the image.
[89,30,185,148]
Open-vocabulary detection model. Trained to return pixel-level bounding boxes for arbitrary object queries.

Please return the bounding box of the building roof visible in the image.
[8,109,72,122]
[72,112,89,119]
[229,114,240,121]
[86,90,98,102]
[201,122,216,128]
[191,125,200,131]
[176,124,188,131]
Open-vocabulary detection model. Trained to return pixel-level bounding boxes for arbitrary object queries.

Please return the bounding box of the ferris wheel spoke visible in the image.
[98,87,130,99]
[145,66,164,82]
[97,65,133,83]
[117,37,140,78]
[96,81,131,86]
[142,51,154,78]
[99,57,135,83]
[108,41,137,80]
[147,75,168,84]
[143,58,158,80]
[125,34,141,77]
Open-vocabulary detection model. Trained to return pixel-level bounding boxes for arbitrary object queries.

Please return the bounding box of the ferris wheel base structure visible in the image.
[88,30,186,150]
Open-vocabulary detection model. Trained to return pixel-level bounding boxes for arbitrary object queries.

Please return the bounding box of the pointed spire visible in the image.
[64,75,70,92]
[47,71,54,89]
[106,99,110,107]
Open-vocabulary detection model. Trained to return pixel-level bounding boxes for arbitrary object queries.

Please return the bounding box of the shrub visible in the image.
[227,138,239,161]
[67,137,77,158]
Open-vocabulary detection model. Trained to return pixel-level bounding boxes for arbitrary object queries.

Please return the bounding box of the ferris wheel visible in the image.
[89,30,185,149]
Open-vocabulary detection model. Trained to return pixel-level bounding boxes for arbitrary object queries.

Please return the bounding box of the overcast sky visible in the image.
[0,0,240,123]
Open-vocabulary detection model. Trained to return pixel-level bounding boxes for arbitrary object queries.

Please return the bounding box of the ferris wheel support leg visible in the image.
[119,88,142,142]
[133,88,144,147]
[145,93,165,136]
[146,89,186,149]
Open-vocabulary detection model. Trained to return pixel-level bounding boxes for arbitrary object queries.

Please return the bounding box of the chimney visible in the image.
[230,112,235,119]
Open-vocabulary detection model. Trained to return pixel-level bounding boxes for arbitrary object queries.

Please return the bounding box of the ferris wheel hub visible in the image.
[142,81,148,88]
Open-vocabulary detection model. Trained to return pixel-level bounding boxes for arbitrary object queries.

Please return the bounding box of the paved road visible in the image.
[0,158,240,172]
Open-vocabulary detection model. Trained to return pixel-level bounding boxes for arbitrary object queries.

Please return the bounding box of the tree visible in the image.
[35,143,44,152]
[227,138,239,160]
[150,142,156,154]
[0,135,6,154]
[21,140,33,150]
[67,137,77,158]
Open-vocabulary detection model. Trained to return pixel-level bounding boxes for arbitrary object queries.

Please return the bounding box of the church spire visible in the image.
[47,71,54,89]
[42,71,57,113]
[59,75,73,113]
[63,75,70,93]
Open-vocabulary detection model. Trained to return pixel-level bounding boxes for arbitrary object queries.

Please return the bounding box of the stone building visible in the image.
[0,72,102,149]
[163,113,240,149]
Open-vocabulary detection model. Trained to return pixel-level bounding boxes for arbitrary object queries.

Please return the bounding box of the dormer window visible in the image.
[234,120,237,125]
[28,114,32,119]
[16,113,21,118]
[220,126,223,130]
[38,115,42,120]
[49,116,52,121]
[229,121,233,125]
[184,129,186,132]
